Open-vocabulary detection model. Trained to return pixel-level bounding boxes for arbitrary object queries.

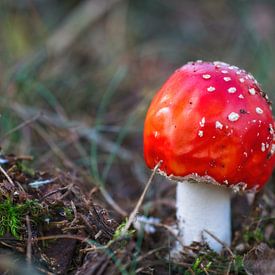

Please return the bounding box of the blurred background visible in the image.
[0,0,274,214]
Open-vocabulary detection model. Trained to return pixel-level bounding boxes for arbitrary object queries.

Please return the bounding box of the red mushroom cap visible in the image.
[144,61,275,190]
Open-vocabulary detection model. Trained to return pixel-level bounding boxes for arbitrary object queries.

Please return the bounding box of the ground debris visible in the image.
[0,154,118,274]
[244,243,275,275]
[0,153,274,274]
[75,252,110,275]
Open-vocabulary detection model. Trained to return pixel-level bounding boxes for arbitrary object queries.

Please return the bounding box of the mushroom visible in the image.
[143,61,275,252]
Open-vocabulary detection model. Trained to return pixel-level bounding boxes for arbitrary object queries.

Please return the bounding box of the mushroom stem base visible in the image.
[176,180,231,253]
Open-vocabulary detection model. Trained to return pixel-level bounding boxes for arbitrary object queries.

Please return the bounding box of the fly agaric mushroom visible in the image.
[143,61,275,252]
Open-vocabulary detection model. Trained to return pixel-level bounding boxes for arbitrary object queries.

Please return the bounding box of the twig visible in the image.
[26,215,32,266]
[39,185,71,202]
[70,200,78,225]
[156,222,187,250]
[34,234,91,243]
[225,260,233,275]
[79,214,97,233]
[99,185,127,217]
[32,124,76,169]
[204,229,234,257]
[59,184,75,200]
[0,165,15,187]
[90,204,114,238]
[136,219,190,252]
[133,246,165,265]
[0,112,42,142]
[14,155,34,161]
[63,225,86,232]
[122,161,161,234]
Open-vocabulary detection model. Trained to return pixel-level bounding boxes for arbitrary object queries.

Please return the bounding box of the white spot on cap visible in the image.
[261,143,266,152]
[207,86,216,92]
[156,107,170,116]
[238,94,244,99]
[249,88,256,95]
[269,124,274,135]
[160,94,170,103]
[202,74,211,79]
[199,117,206,127]
[243,152,248,157]
[198,130,204,137]
[256,107,263,114]
[228,112,240,122]
[221,70,228,74]
[239,78,245,83]
[223,77,231,82]
[228,87,237,93]
[236,71,241,75]
[229,65,239,70]
[215,121,223,129]
[154,131,159,138]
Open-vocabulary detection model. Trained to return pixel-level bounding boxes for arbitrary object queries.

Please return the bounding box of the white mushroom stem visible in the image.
[176,180,231,252]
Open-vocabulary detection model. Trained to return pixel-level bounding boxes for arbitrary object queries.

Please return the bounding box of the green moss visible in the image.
[184,257,212,275]
[0,199,44,238]
[0,199,21,238]
[113,219,135,240]
[233,255,245,274]
[244,228,264,243]
[63,207,74,221]
[16,161,35,177]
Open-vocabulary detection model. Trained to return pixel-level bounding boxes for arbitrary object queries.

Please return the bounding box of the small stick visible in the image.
[70,200,78,225]
[33,234,94,246]
[0,112,42,142]
[99,185,127,217]
[0,165,15,187]
[122,161,161,235]
[38,185,69,202]
[26,215,32,266]
[63,225,86,231]
[204,229,234,257]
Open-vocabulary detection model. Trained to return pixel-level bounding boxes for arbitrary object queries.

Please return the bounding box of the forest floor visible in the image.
[0,154,274,274]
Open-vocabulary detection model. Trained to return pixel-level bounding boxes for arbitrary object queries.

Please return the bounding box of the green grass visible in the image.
[90,66,128,183]
[0,199,43,238]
